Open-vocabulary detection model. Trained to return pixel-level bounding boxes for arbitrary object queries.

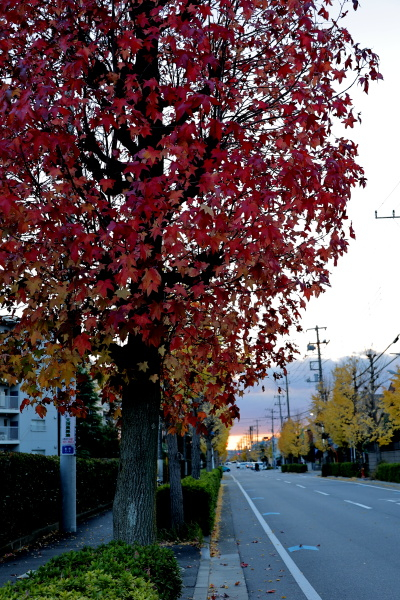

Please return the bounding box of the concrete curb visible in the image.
[193,537,211,600]
[209,552,248,600]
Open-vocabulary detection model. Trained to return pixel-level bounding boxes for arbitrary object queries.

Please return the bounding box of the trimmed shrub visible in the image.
[4,541,181,600]
[0,570,158,600]
[321,463,331,477]
[374,462,400,483]
[0,453,119,550]
[76,457,118,513]
[330,463,341,477]
[0,452,59,549]
[321,462,365,478]
[281,464,307,473]
[156,468,222,536]
[339,462,361,478]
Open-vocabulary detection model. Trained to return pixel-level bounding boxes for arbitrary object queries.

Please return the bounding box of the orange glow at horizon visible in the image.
[227,432,274,451]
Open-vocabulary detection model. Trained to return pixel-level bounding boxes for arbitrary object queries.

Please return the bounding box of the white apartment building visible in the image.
[0,318,58,455]
[0,382,58,455]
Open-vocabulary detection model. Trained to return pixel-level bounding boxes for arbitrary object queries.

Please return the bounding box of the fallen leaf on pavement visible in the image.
[240,562,249,567]
[235,582,241,586]
[266,591,276,594]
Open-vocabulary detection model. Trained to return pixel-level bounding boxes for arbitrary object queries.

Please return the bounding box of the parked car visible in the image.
[222,465,231,472]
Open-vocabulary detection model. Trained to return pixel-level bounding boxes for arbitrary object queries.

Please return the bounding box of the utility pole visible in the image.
[307,326,329,400]
[267,409,278,469]
[285,373,291,420]
[274,394,284,429]
[375,210,400,219]
[366,349,380,463]
[60,414,77,533]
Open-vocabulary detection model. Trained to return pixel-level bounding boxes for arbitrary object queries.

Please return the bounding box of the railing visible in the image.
[0,394,19,410]
[0,426,19,441]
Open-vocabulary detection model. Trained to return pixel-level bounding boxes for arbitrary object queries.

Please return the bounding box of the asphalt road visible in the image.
[225,469,400,600]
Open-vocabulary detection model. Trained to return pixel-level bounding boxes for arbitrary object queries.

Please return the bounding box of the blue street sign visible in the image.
[62,445,75,455]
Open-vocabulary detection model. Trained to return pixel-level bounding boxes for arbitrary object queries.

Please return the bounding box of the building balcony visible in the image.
[0,393,19,412]
[0,425,19,442]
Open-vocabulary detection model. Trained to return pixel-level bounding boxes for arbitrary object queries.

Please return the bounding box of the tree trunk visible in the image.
[206,436,213,472]
[214,450,220,467]
[166,432,184,530]
[191,426,201,479]
[113,375,161,545]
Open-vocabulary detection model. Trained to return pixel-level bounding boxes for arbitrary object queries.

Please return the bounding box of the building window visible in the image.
[31,419,46,432]
[31,449,46,455]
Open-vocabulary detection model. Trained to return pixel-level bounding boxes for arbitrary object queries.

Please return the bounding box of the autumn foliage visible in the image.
[0,0,380,542]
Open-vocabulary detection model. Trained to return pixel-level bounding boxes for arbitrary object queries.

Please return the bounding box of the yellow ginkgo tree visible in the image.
[278,418,310,462]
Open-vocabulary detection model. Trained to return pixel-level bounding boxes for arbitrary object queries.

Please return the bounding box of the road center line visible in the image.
[314,490,329,496]
[231,473,323,600]
[344,500,372,509]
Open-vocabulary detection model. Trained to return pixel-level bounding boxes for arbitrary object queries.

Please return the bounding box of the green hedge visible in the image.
[0,540,182,600]
[76,457,118,514]
[156,468,222,535]
[374,462,400,483]
[321,462,364,478]
[0,453,118,550]
[281,464,307,473]
[0,453,60,548]
[0,570,157,600]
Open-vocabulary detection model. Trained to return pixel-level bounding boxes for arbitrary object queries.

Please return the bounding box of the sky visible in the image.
[228,0,400,450]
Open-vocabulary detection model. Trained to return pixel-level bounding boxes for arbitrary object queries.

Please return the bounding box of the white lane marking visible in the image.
[344,500,372,509]
[231,473,323,600]
[381,499,398,503]
[297,485,306,489]
[284,480,292,484]
[314,490,329,496]
[327,479,400,494]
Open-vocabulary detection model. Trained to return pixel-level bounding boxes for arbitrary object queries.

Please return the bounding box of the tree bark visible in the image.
[113,357,161,545]
[191,425,201,479]
[206,436,213,472]
[166,432,184,530]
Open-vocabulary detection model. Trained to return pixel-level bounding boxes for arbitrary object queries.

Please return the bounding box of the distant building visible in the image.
[0,318,58,455]
[0,382,58,455]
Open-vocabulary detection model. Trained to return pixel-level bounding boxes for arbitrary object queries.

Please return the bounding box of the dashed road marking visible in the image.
[232,474,323,600]
[344,500,372,509]
[314,490,329,496]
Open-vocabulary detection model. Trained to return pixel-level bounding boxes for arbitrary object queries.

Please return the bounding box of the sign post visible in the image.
[60,415,77,533]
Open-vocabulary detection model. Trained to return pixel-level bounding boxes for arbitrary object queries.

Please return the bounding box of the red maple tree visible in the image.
[0,0,380,543]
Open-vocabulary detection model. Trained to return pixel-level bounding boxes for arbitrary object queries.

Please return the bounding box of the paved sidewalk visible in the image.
[0,510,203,600]
[0,477,250,600]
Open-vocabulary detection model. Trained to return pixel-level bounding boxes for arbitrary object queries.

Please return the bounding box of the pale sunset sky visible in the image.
[228,0,400,450]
